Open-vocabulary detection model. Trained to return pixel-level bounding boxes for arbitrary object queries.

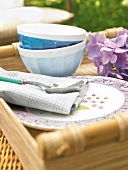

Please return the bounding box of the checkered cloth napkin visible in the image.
[0,68,88,115]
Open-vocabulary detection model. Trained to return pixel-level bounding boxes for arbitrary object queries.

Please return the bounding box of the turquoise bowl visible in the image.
[17,40,86,77]
[17,23,86,50]
[18,33,81,50]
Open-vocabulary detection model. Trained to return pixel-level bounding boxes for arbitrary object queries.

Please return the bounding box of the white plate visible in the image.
[11,76,128,130]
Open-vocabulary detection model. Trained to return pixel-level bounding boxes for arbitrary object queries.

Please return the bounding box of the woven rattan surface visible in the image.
[0,130,23,170]
[0,27,127,170]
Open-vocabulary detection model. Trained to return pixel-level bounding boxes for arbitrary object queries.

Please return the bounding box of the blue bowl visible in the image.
[17,40,86,77]
[18,33,81,50]
[17,23,86,50]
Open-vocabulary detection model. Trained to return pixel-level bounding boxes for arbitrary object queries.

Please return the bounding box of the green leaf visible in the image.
[77,105,89,110]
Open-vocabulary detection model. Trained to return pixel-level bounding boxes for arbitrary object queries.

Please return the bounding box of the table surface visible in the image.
[24,57,98,138]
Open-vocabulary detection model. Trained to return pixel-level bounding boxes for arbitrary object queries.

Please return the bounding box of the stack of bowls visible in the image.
[17,23,86,77]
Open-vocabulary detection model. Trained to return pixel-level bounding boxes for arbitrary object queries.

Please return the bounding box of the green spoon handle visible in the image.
[0,75,20,84]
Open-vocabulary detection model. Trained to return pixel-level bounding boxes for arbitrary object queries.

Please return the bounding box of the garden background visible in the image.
[25,0,128,32]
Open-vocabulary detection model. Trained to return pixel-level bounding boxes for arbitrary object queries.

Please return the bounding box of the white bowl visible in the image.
[17,40,86,77]
[17,23,86,50]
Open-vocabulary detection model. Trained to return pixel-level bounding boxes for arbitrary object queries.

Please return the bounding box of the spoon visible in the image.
[0,75,82,94]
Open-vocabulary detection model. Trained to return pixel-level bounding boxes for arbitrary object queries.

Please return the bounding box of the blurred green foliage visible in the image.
[25,0,128,32]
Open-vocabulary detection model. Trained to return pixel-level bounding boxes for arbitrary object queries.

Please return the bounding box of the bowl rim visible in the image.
[17,23,86,41]
[17,39,86,58]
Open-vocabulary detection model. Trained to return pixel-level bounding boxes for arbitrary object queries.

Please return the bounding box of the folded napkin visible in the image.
[0,68,88,115]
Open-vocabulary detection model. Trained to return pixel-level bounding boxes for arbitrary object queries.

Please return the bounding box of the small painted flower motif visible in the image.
[83,94,108,110]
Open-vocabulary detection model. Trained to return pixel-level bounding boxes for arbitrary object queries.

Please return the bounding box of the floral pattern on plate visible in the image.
[11,76,128,130]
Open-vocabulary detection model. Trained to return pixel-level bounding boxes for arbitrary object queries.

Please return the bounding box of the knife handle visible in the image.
[0,75,20,84]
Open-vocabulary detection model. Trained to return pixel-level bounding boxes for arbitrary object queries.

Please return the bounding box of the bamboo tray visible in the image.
[1,27,128,170]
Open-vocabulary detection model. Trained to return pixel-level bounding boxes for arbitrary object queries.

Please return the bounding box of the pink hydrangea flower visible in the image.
[101,51,117,65]
[86,29,128,80]
[86,33,106,59]
[100,34,128,53]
